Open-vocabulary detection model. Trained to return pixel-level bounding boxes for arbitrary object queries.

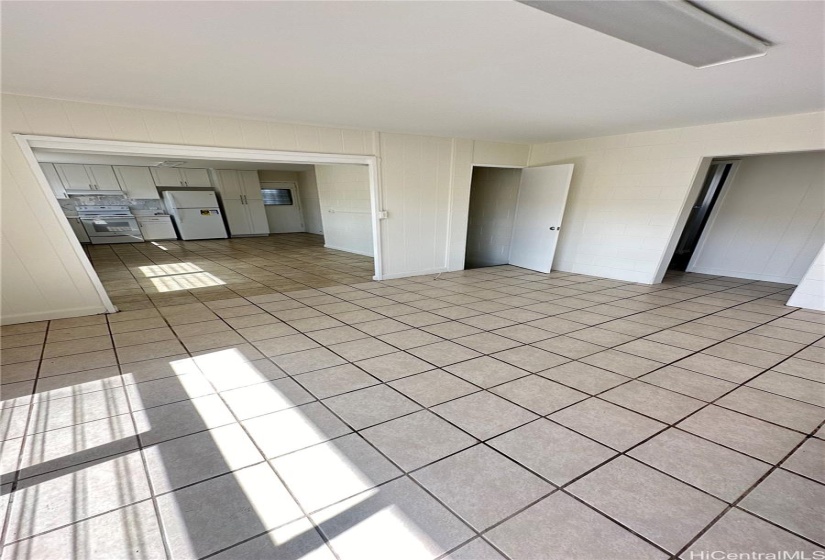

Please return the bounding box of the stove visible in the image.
[76,205,144,244]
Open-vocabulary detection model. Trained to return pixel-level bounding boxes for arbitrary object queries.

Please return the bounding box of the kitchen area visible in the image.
[35,152,278,245]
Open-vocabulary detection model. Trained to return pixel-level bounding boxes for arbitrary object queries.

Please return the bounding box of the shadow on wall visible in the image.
[0,348,475,558]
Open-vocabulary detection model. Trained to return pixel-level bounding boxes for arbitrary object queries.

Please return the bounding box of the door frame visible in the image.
[15,134,385,314]
[681,159,741,273]
[458,163,526,271]
[259,180,305,233]
[652,148,824,284]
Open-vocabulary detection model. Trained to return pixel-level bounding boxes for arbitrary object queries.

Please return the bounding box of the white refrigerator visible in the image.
[162,190,228,240]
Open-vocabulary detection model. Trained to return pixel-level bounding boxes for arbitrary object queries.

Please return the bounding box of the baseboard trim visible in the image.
[1,305,110,326]
[380,267,449,280]
[686,266,800,285]
[323,244,374,257]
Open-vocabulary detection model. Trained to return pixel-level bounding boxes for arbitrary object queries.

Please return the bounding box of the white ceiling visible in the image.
[33,149,315,171]
[2,1,823,143]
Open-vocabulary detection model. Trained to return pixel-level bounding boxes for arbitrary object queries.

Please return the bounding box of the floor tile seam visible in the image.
[0,496,160,549]
[588,303,821,401]
[671,416,825,558]
[633,375,825,430]
[544,331,825,481]
[716,332,825,408]
[406,468,549,557]
[0,319,53,549]
[529,359,815,497]
[487,483,675,559]
[180,361,346,560]
[106,313,175,560]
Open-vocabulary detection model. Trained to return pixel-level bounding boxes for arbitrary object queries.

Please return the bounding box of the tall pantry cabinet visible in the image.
[215,170,269,236]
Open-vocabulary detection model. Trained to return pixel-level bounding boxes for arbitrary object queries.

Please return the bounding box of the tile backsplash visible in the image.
[60,195,165,214]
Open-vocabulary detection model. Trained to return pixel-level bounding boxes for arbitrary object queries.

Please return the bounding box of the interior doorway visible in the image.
[668,159,737,271]
[16,135,384,312]
[465,167,522,269]
[664,150,824,285]
[260,181,305,233]
[464,163,574,273]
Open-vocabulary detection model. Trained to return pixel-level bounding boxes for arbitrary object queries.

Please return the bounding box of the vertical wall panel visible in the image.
[315,164,373,256]
[379,132,454,277]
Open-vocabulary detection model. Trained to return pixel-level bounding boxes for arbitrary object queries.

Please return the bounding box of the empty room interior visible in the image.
[1,1,824,559]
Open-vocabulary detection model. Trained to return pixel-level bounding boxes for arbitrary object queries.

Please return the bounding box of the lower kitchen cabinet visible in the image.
[67,217,90,243]
[136,216,177,240]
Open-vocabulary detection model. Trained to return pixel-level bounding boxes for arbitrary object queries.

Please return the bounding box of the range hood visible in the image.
[66,189,127,196]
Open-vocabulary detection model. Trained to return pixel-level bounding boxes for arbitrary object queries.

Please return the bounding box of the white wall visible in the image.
[528,112,825,284]
[787,246,825,311]
[688,152,825,284]
[314,164,373,256]
[297,168,323,235]
[465,167,521,268]
[3,91,824,324]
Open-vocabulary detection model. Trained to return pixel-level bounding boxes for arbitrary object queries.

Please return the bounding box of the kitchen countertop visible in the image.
[132,211,171,217]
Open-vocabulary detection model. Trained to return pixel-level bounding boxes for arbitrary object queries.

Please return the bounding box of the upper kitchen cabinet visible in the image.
[113,166,160,199]
[54,164,123,192]
[150,167,211,187]
[182,168,211,187]
[39,163,67,199]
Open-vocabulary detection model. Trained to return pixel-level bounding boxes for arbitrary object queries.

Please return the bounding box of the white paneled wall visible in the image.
[529,112,825,284]
[787,247,825,311]
[297,168,323,235]
[3,90,824,324]
[689,152,825,284]
[379,133,454,278]
[315,164,373,256]
[465,167,522,268]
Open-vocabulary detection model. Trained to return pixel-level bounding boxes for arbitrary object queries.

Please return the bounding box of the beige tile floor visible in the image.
[1,234,824,559]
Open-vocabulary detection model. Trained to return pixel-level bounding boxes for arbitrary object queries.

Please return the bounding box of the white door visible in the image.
[508,164,574,273]
[240,171,262,200]
[223,199,251,236]
[175,208,228,240]
[216,170,243,199]
[247,201,271,235]
[261,182,304,233]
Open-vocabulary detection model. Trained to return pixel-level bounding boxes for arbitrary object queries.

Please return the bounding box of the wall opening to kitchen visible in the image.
[18,135,383,311]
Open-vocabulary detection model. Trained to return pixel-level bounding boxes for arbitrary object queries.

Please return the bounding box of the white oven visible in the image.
[77,205,144,244]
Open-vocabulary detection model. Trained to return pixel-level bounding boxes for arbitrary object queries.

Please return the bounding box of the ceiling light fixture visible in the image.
[516,0,770,68]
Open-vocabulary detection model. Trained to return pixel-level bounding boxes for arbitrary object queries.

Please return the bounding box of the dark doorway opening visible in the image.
[669,160,737,271]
